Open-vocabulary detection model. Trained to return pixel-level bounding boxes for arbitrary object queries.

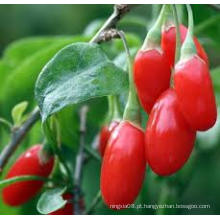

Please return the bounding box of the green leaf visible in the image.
[37,187,67,214]
[11,101,28,126]
[35,42,128,122]
[195,14,220,35]
[0,60,12,91]
[3,37,64,67]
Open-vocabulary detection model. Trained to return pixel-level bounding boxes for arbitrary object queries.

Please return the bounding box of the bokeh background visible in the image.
[0,4,220,215]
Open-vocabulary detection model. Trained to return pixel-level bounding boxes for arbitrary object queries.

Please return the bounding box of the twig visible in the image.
[91,4,137,43]
[95,28,120,43]
[74,105,89,215]
[0,107,40,171]
[84,190,102,214]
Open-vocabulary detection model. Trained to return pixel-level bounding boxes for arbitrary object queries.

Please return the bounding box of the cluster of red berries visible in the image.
[135,23,216,176]
[98,21,216,209]
[2,145,73,214]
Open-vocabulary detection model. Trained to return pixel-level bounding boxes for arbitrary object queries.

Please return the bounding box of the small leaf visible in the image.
[11,101,28,126]
[37,187,67,214]
[35,42,128,122]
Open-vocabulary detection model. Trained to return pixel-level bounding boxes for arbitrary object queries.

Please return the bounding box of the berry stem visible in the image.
[107,95,121,122]
[106,95,114,122]
[112,95,121,120]
[180,4,197,60]
[142,4,170,50]
[118,31,141,125]
[172,5,181,64]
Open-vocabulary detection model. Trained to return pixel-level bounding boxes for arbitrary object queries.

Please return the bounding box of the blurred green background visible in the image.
[0,4,220,215]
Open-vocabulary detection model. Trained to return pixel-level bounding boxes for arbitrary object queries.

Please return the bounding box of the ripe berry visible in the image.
[174,55,217,131]
[146,89,196,176]
[2,145,54,206]
[101,121,146,209]
[49,193,73,215]
[134,49,171,114]
[161,24,208,68]
[99,120,119,157]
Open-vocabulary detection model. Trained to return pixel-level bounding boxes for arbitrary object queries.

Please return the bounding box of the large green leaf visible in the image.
[35,42,128,122]
[0,60,12,87]
[3,37,66,67]
[37,187,67,214]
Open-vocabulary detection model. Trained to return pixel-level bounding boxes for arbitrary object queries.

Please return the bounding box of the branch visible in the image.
[0,107,40,171]
[91,4,137,43]
[73,105,89,215]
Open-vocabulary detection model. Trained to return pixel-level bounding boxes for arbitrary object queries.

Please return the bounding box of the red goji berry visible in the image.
[134,49,171,114]
[174,55,217,131]
[99,120,119,157]
[162,24,208,68]
[101,121,146,209]
[2,145,54,206]
[146,89,196,176]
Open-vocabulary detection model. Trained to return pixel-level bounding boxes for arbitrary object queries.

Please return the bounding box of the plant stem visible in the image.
[142,4,169,50]
[172,5,181,64]
[118,31,141,125]
[91,5,137,43]
[151,5,161,23]
[112,95,121,120]
[180,4,196,60]
[44,119,73,183]
[74,105,89,215]
[55,147,73,183]
[0,107,40,172]
[106,95,114,122]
